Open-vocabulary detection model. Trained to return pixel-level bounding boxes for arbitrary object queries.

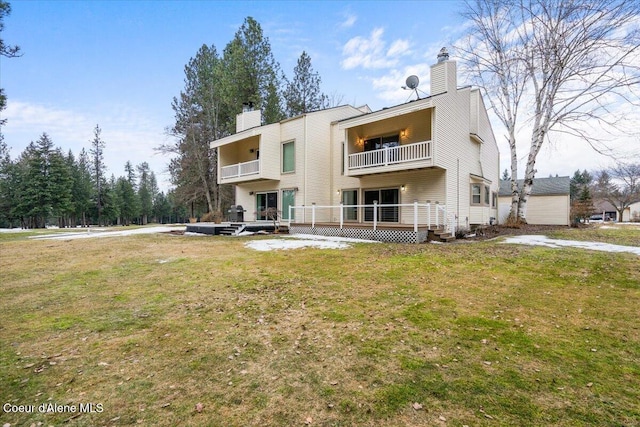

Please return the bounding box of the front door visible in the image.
[256,192,278,221]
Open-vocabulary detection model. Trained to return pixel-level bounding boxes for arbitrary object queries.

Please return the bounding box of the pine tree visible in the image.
[72,149,94,226]
[21,135,56,228]
[48,148,73,227]
[89,125,107,225]
[137,162,155,224]
[284,51,326,117]
[219,17,284,130]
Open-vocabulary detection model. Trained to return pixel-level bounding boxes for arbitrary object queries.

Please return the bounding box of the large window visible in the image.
[282,141,295,173]
[364,134,399,152]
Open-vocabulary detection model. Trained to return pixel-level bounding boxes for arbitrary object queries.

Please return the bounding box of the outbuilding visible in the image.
[498,176,571,226]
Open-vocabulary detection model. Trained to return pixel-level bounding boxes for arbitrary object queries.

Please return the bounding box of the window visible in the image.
[341,190,358,221]
[364,134,399,152]
[471,184,493,206]
[282,189,296,220]
[282,141,295,173]
[471,184,482,205]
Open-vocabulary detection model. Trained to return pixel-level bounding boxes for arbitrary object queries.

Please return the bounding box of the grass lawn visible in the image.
[1,226,638,426]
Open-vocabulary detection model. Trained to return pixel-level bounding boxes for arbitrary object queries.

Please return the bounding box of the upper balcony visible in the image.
[347,140,432,176]
[341,106,434,177]
[212,124,281,184]
[221,159,260,181]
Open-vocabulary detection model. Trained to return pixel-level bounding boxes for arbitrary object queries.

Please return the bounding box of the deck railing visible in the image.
[348,140,431,170]
[221,159,260,179]
[288,201,450,233]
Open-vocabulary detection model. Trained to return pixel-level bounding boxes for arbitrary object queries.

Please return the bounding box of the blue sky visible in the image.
[1,0,623,191]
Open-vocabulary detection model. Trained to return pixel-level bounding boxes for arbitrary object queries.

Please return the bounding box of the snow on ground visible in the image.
[502,235,640,256]
[29,225,186,240]
[244,233,380,252]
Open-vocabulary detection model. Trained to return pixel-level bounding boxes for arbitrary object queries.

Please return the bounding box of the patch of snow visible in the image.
[283,234,380,244]
[30,225,186,240]
[502,235,640,256]
[0,228,28,233]
[184,232,208,237]
[244,233,381,251]
[245,238,351,251]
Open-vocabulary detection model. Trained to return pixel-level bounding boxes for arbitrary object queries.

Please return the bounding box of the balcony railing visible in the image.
[221,159,260,179]
[348,140,431,170]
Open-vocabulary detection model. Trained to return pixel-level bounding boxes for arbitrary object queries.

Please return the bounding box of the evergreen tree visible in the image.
[21,135,55,228]
[89,125,107,225]
[0,0,21,131]
[152,191,172,224]
[115,176,136,225]
[501,168,510,181]
[219,17,284,130]
[161,44,226,214]
[137,162,155,224]
[284,51,326,117]
[48,148,73,227]
[72,148,94,226]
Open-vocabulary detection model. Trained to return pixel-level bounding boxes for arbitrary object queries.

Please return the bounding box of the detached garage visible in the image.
[498,176,571,226]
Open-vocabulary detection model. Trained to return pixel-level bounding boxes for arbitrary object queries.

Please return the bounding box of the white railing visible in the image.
[288,201,451,233]
[221,159,260,179]
[348,140,431,170]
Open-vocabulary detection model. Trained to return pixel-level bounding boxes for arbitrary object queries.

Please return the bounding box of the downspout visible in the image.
[457,158,460,231]
[304,114,308,207]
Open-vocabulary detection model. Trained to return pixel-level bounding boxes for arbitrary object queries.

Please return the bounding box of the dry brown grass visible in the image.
[1,230,639,426]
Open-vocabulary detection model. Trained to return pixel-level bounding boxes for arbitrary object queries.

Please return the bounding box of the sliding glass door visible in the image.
[363,188,399,222]
[256,192,278,221]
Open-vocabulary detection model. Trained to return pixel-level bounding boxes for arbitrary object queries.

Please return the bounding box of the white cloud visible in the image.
[387,39,411,58]
[340,12,357,29]
[3,100,174,191]
[341,28,412,70]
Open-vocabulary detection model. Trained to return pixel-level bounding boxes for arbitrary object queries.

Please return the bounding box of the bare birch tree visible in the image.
[458,0,640,223]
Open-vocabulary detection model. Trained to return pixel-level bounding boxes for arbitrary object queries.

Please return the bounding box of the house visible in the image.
[498,176,571,226]
[622,201,640,222]
[591,200,619,221]
[211,50,500,242]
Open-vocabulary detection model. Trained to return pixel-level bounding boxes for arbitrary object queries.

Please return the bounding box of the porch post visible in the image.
[373,200,378,231]
[312,203,316,228]
[413,200,418,233]
[339,202,344,229]
[435,201,440,228]
[426,201,431,229]
[288,205,292,228]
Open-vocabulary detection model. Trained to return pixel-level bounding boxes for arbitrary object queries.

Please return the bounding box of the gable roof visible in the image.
[499,176,570,197]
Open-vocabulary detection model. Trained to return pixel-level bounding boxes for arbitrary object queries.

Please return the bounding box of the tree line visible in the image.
[570,163,640,223]
[0,126,188,228]
[159,17,330,218]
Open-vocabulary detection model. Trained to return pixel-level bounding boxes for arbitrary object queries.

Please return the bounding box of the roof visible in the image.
[499,176,571,197]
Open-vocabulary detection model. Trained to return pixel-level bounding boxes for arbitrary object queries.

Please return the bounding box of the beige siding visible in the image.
[498,195,570,225]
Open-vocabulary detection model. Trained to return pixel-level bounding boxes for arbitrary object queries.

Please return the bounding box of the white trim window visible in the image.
[282,141,295,173]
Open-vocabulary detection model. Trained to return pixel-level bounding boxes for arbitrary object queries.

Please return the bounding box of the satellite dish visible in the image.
[405,75,419,90]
